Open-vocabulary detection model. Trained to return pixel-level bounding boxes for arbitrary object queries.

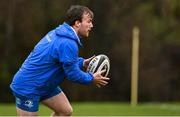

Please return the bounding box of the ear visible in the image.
[74,20,81,28]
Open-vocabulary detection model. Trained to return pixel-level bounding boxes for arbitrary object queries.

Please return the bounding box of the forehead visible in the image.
[82,12,93,21]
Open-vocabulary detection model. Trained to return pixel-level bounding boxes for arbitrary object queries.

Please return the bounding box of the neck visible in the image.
[71,25,80,38]
[71,25,82,38]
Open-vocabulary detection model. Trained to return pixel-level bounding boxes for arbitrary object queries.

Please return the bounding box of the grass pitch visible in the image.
[0,102,180,116]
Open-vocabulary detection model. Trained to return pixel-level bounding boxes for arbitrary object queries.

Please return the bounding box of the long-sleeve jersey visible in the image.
[10,22,93,96]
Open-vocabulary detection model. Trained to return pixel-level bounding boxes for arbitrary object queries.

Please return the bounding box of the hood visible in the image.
[55,22,82,46]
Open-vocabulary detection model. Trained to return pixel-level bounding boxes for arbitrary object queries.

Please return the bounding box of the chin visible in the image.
[80,32,89,38]
[82,34,89,38]
[86,33,89,37]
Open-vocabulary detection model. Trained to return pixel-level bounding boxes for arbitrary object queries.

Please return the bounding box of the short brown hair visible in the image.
[65,5,94,26]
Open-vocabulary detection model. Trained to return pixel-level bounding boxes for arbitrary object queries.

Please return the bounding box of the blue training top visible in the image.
[10,22,93,96]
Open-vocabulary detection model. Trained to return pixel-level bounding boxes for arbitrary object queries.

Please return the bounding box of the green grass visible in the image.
[0,102,180,116]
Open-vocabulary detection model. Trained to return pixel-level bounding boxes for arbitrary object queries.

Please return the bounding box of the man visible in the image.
[10,5,110,116]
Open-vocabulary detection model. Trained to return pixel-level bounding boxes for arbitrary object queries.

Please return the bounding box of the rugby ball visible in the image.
[87,54,110,77]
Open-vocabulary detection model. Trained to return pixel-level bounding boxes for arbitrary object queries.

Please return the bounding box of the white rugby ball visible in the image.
[87,54,110,77]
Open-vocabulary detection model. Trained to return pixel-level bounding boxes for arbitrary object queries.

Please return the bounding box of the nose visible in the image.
[91,22,93,28]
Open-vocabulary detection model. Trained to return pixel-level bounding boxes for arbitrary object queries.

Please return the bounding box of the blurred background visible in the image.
[0,0,180,103]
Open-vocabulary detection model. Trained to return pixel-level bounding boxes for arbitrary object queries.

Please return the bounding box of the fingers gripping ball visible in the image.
[87,54,110,77]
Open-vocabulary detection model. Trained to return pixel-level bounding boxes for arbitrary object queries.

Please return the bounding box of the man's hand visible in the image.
[83,55,95,70]
[93,69,110,88]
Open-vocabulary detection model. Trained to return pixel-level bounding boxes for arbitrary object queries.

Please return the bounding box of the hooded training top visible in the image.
[10,22,93,96]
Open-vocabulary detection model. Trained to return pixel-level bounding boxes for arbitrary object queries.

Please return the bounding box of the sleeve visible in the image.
[78,57,84,69]
[58,40,93,84]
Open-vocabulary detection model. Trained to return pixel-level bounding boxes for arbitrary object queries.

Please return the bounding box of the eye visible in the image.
[88,19,92,23]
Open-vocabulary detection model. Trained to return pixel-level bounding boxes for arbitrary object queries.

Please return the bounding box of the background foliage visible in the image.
[0,0,180,102]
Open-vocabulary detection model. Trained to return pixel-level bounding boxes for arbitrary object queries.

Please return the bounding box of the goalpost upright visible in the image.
[131,26,140,107]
